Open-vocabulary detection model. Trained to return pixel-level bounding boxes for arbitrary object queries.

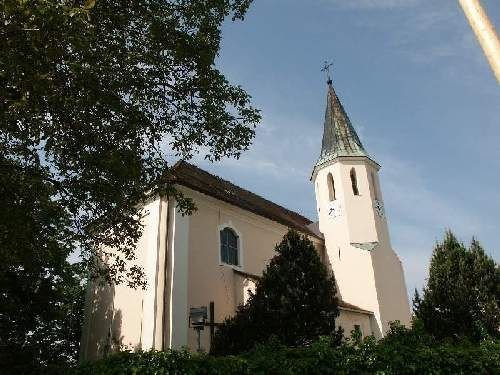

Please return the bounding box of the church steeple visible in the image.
[311,68,412,337]
[316,78,369,168]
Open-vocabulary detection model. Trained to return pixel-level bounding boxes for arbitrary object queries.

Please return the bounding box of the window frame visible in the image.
[350,168,359,196]
[371,171,378,200]
[327,172,336,201]
[218,223,243,269]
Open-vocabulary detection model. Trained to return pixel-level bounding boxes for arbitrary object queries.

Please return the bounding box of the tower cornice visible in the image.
[310,155,381,182]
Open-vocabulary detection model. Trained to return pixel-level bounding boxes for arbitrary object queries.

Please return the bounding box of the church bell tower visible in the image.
[312,72,411,336]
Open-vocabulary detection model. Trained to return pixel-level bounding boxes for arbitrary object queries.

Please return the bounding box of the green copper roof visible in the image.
[315,80,369,167]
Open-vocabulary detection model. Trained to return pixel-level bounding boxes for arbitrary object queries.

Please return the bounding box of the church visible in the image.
[80,77,412,360]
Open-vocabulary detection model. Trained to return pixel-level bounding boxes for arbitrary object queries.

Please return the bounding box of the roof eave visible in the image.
[310,155,381,181]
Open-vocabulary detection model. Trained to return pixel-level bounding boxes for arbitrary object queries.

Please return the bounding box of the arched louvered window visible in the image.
[371,172,378,200]
[327,173,336,201]
[220,227,239,266]
[350,168,359,196]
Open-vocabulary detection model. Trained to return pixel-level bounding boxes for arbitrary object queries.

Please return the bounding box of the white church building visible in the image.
[80,78,412,360]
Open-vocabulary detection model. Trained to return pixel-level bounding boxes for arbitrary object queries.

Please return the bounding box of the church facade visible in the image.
[80,79,412,360]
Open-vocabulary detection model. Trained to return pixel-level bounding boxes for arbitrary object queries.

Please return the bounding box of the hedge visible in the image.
[75,333,500,375]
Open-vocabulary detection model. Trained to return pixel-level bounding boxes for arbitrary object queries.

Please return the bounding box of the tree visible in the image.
[1,0,258,371]
[210,230,341,356]
[413,231,500,341]
[0,157,85,374]
[1,0,260,287]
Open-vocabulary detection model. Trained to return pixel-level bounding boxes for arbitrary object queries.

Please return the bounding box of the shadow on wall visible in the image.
[81,282,139,361]
[320,244,383,339]
[322,244,343,302]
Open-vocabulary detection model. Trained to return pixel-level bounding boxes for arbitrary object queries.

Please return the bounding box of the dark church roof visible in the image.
[306,221,324,239]
[338,301,373,315]
[171,161,320,238]
[315,79,370,168]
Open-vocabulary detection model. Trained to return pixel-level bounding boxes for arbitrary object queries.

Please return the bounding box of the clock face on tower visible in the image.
[374,199,385,218]
[327,200,342,219]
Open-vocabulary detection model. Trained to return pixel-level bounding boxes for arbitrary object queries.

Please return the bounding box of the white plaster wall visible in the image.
[139,198,162,350]
[368,164,412,330]
[81,198,163,360]
[80,281,115,360]
[314,160,383,336]
[169,206,190,349]
[153,198,169,349]
[178,186,324,352]
[314,157,411,337]
[371,243,412,331]
[336,309,374,338]
[83,155,412,358]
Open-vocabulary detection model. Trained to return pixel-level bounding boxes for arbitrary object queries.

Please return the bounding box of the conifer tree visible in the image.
[413,231,499,341]
[211,230,341,355]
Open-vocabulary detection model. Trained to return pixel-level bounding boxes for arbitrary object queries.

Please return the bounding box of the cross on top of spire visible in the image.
[321,61,333,85]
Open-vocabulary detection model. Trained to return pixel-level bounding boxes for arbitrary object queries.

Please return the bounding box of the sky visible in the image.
[191,0,500,298]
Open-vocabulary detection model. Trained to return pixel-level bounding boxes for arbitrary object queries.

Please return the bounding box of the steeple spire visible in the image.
[315,72,369,168]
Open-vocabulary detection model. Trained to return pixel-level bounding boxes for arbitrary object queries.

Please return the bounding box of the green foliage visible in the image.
[1,0,260,287]
[374,322,500,375]
[71,231,500,373]
[74,328,500,374]
[210,230,341,356]
[0,157,85,374]
[1,0,258,372]
[413,231,500,341]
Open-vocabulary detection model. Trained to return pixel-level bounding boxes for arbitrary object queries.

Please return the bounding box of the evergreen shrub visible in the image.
[75,325,500,375]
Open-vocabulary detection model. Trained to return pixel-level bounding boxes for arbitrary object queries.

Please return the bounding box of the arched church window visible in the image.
[350,168,359,196]
[371,172,378,200]
[327,173,336,201]
[220,227,239,266]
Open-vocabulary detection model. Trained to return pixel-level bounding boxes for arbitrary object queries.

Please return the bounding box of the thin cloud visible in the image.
[326,0,420,10]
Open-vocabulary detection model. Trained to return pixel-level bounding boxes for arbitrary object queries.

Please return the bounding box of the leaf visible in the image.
[84,0,96,9]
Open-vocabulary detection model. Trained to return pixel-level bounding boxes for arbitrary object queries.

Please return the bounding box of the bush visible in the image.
[74,350,248,375]
[75,327,500,374]
[211,230,341,356]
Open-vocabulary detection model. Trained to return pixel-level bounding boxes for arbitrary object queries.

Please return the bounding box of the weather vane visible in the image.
[321,60,333,84]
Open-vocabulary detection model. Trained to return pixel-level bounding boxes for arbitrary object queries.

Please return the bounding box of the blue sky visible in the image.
[192,0,500,298]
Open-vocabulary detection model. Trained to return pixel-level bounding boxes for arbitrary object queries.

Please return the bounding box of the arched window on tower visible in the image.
[350,168,359,196]
[371,172,378,200]
[316,182,321,213]
[327,173,336,201]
